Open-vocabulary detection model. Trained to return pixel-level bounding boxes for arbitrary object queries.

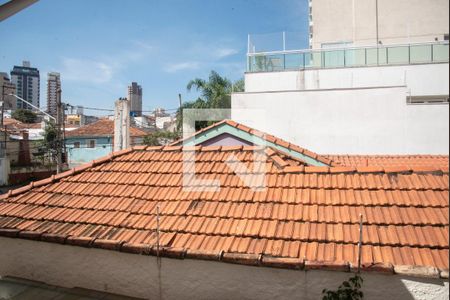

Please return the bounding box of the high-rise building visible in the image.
[127,82,142,117]
[309,0,449,49]
[237,0,449,154]
[0,72,17,111]
[47,72,61,117]
[10,61,40,110]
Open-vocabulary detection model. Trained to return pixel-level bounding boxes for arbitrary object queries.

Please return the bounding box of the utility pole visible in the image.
[62,102,67,167]
[55,88,62,173]
[0,86,5,158]
[1,85,4,128]
[178,93,182,109]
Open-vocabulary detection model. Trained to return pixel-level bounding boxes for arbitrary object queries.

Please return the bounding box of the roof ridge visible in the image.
[282,165,449,175]
[169,119,337,166]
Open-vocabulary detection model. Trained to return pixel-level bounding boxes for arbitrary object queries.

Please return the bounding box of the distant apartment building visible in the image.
[234,0,449,154]
[10,61,40,110]
[127,82,142,117]
[0,72,17,111]
[46,72,61,117]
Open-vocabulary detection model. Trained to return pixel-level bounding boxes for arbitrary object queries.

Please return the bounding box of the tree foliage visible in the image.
[11,109,37,123]
[233,78,245,92]
[38,121,58,154]
[322,274,364,300]
[143,131,179,146]
[177,71,243,132]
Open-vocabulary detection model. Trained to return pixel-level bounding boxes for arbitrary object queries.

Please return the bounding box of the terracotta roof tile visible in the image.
[0,145,448,278]
[65,119,147,138]
[327,154,449,169]
[171,120,338,166]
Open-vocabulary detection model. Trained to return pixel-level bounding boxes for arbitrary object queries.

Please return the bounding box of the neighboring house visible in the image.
[65,119,147,167]
[235,1,449,155]
[3,118,44,141]
[0,141,448,299]
[172,119,449,168]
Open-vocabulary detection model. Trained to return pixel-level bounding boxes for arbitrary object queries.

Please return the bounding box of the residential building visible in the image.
[155,115,175,130]
[10,61,40,110]
[0,72,17,111]
[65,114,84,127]
[154,107,168,117]
[46,72,60,117]
[0,140,448,299]
[309,0,449,49]
[235,1,449,155]
[127,82,142,117]
[173,119,449,168]
[64,119,147,167]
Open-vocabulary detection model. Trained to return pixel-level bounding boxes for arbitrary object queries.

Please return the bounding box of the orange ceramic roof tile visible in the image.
[65,119,147,138]
[326,154,449,170]
[170,119,337,166]
[0,145,448,278]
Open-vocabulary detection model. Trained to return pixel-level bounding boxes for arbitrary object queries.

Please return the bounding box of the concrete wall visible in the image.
[310,0,449,48]
[245,63,449,97]
[66,137,112,168]
[232,86,449,154]
[0,238,448,300]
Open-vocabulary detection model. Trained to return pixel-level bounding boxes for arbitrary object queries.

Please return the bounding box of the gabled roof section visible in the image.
[65,119,147,139]
[326,154,449,169]
[0,145,448,278]
[171,119,335,167]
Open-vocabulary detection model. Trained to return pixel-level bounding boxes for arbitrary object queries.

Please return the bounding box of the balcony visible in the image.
[247,41,449,73]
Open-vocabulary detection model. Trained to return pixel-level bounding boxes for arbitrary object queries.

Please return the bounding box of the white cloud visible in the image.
[214,47,238,58]
[164,61,200,73]
[61,57,116,84]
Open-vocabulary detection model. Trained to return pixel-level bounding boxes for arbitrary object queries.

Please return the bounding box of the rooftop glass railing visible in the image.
[247,42,449,72]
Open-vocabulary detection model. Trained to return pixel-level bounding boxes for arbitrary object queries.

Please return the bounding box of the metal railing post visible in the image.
[386,47,389,65]
[343,49,346,67]
[431,44,434,62]
[365,48,367,65]
[408,45,411,64]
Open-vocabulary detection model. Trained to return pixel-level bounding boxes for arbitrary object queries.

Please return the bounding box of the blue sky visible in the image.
[0,0,309,115]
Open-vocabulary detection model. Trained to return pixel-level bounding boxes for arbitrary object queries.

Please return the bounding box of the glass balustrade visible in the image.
[247,42,449,72]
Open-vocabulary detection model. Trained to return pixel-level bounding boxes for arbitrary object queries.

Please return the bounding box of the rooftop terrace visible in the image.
[247,41,449,73]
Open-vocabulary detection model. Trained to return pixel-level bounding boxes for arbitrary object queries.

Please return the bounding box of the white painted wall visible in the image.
[310,0,449,48]
[245,63,449,97]
[0,238,448,300]
[232,86,449,154]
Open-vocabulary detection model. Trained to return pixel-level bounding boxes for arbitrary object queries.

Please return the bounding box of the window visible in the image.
[88,140,96,148]
[74,142,80,148]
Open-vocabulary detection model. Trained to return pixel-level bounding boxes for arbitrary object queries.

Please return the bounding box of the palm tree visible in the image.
[177,71,244,132]
[186,70,232,109]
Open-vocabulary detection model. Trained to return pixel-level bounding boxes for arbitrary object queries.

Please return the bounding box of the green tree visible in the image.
[177,71,243,132]
[186,70,232,109]
[11,109,37,123]
[143,131,179,146]
[233,78,245,92]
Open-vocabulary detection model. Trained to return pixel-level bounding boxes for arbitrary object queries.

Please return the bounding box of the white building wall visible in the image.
[232,86,449,154]
[0,238,448,300]
[310,0,449,48]
[245,63,449,97]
